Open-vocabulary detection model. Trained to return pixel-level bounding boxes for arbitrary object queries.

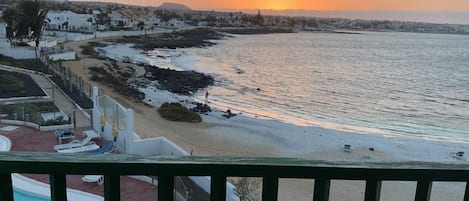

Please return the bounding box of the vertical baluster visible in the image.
[0,173,14,201]
[313,178,331,201]
[415,179,432,201]
[464,180,469,201]
[50,174,67,201]
[210,176,227,201]
[364,179,382,201]
[104,175,120,201]
[158,175,174,201]
[262,176,278,201]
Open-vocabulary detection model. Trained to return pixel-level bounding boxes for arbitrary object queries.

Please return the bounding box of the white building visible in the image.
[140,16,162,29]
[0,22,5,38]
[108,11,135,29]
[46,11,95,33]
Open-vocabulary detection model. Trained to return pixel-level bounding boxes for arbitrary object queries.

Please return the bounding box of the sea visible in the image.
[101,31,469,143]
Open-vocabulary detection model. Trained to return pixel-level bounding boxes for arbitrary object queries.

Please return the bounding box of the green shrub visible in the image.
[41,115,68,126]
[0,74,24,92]
[158,102,202,123]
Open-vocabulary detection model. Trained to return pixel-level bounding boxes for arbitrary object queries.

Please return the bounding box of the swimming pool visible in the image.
[0,134,103,201]
[14,188,50,201]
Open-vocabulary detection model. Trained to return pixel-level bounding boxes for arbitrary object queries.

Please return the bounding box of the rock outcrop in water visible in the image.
[143,65,214,95]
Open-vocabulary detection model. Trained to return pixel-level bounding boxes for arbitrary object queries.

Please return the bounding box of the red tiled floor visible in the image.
[0,124,157,201]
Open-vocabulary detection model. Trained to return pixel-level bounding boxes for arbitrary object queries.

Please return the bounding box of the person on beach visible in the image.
[205,91,209,105]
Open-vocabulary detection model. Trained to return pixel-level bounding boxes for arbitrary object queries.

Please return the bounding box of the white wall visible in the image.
[0,46,36,59]
[0,22,6,36]
[90,87,239,201]
[49,51,76,61]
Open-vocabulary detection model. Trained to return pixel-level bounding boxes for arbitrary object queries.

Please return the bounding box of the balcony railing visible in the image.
[0,151,469,201]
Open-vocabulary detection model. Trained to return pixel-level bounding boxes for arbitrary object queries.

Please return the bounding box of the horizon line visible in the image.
[196,8,469,13]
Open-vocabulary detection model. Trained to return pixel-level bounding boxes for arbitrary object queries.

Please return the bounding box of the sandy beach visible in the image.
[61,33,469,201]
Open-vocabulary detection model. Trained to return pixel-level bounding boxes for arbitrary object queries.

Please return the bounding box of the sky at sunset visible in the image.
[75,0,469,11]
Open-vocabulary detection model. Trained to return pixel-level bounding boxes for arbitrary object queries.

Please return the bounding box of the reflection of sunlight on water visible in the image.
[99,32,469,143]
[194,91,392,136]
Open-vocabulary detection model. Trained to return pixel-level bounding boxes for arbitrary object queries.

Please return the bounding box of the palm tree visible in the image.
[13,0,49,58]
[0,8,18,46]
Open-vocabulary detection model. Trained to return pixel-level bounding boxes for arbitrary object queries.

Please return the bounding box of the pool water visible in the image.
[14,188,50,201]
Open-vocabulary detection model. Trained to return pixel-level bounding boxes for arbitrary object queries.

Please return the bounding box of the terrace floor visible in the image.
[0,124,158,201]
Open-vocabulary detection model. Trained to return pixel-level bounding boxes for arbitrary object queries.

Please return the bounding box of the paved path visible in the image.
[0,65,91,128]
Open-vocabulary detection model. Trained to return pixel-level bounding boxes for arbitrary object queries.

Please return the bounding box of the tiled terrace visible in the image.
[0,124,158,201]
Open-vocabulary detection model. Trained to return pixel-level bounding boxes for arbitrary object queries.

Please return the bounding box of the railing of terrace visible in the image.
[0,152,468,201]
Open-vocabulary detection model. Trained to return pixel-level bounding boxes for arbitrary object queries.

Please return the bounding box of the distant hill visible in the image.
[158,2,191,11]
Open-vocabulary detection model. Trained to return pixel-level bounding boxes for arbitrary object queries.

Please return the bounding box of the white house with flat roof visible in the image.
[47,11,95,33]
[109,11,135,29]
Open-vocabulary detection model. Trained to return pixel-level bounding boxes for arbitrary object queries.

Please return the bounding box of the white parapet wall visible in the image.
[0,46,37,59]
[48,51,76,61]
[90,86,240,201]
[0,119,73,131]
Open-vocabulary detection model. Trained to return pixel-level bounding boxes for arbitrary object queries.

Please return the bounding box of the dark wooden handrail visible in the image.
[0,152,468,201]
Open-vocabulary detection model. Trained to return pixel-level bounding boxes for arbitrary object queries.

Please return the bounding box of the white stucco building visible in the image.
[109,11,134,29]
[46,11,95,33]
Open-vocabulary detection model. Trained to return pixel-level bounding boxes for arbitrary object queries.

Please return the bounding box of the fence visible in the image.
[1,153,469,201]
[0,103,70,126]
[40,55,94,109]
[97,95,128,130]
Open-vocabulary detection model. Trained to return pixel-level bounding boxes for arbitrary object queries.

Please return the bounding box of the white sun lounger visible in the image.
[342,144,352,153]
[82,175,103,185]
[53,130,99,151]
[57,144,100,153]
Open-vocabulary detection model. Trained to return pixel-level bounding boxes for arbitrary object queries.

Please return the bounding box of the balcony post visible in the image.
[364,179,382,201]
[464,180,469,201]
[262,176,278,201]
[313,178,330,201]
[50,174,67,201]
[415,179,432,201]
[210,176,227,201]
[0,173,14,201]
[104,175,120,201]
[158,175,174,201]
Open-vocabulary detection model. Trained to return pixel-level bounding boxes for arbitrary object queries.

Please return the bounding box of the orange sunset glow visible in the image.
[75,0,469,11]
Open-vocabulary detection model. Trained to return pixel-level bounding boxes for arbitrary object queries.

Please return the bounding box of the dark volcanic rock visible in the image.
[144,65,214,95]
[115,28,224,50]
[191,102,211,114]
[88,66,145,101]
[221,27,294,35]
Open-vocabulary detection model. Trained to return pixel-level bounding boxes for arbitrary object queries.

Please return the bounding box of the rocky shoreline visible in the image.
[85,27,298,110]
[83,28,221,105]
[142,65,214,95]
[112,28,224,50]
[220,27,294,34]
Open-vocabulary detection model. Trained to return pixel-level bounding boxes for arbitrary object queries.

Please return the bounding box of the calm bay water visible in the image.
[170,31,469,141]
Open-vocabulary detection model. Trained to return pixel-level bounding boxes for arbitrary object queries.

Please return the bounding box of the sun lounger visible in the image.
[85,141,114,154]
[53,130,99,151]
[342,144,352,153]
[55,129,75,144]
[57,144,100,153]
[82,175,103,185]
[451,151,464,160]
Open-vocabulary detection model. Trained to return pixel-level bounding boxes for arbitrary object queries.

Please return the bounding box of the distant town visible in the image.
[1,0,469,36]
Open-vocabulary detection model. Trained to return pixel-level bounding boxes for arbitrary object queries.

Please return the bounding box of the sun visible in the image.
[265,1,290,10]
